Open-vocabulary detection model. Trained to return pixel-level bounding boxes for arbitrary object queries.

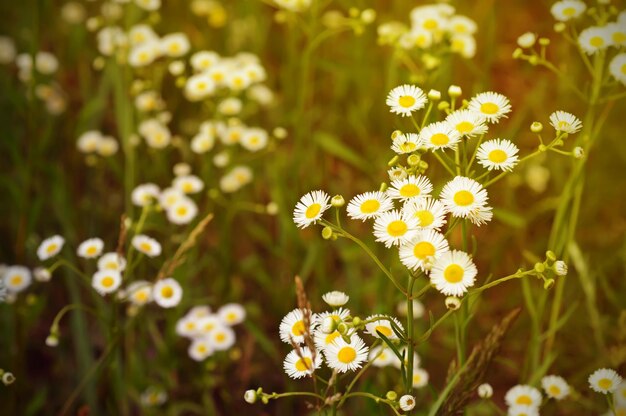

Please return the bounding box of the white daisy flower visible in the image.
[541,375,570,400]
[208,325,236,350]
[449,15,477,35]
[313,329,342,351]
[135,90,163,113]
[132,235,162,257]
[226,70,252,91]
[186,305,212,319]
[196,315,223,337]
[578,26,611,55]
[77,130,103,153]
[450,34,476,59]
[468,92,512,123]
[324,336,369,373]
[128,42,159,68]
[365,315,404,340]
[388,166,408,182]
[399,28,433,50]
[314,308,350,326]
[293,190,331,229]
[440,176,489,219]
[399,230,450,272]
[126,280,153,306]
[159,187,185,210]
[615,381,626,406]
[413,367,429,388]
[387,175,433,202]
[173,175,204,194]
[128,24,158,46]
[33,267,51,282]
[37,235,65,261]
[386,84,427,117]
[143,123,171,149]
[217,303,246,326]
[190,50,220,71]
[430,250,477,297]
[184,73,216,101]
[402,197,448,230]
[3,266,32,293]
[445,109,488,137]
[412,10,447,33]
[504,385,543,408]
[191,127,216,154]
[467,205,493,226]
[549,111,582,134]
[283,347,321,379]
[240,127,269,152]
[97,252,127,272]
[373,210,420,248]
[206,62,228,86]
[399,395,416,412]
[322,291,349,307]
[135,0,161,11]
[346,191,394,221]
[166,197,198,225]
[391,133,421,154]
[476,139,520,171]
[312,310,350,350]
[217,97,243,116]
[279,308,313,345]
[589,368,623,394]
[77,238,104,259]
[176,316,201,338]
[607,23,626,47]
[609,54,626,86]
[92,270,122,296]
[419,121,461,151]
[368,345,395,367]
[550,1,586,21]
[153,278,183,308]
[131,183,161,207]
[0,36,16,64]
[140,387,167,407]
[507,405,539,416]
[188,338,214,361]
[160,33,190,58]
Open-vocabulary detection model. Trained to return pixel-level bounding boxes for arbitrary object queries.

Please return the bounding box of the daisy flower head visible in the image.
[368,345,395,367]
[346,191,394,221]
[92,269,122,296]
[468,92,512,123]
[504,385,543,408]
[450,34,477,59]
[190,50,220,72]
[373,209,420,248]
[615,381,626,406]
[160,33,190,58]
[240,127,269,152]
[184,73,216,101]
[166,197,198,225]
[419,121,461,151]
[388,166,408,182]
[3,266,32,293]
[365,315,404,340]
[279,308,313,345]
[507,405,539,416]
[550,1,586,22]
[132,234,162,257]
[476,139,519,171]
[386,84,427,117]
[322,291,349,308]
[208,324,236,350]
[449,15,477,35]
[176,315,201,338]
[126,280,153,306]
[324,336,369,373]
[402,197,448,230]
[159,187,185,210]
[541,375,570,400]
[196,315,222,337]
[188,338,215,361]
[37,235,65,261]
[609,53,626,85]
[413,367,430,388]
[217,303,246,326]
[445,109,489,137]
[430,250,477,296]
[468,205,493,226]
[313,328,342,351]
[578,26,611,55]
[387,175,433,202]
[399,395,416,412]
[132,183,160,206]
[399,230,450,272]
[217,98,243,116]
[97,252,127,272]
[589,368,623,394]
[186,305,212,319]
[33,267,51,282]
[440,176,489,219]
[283,347,321,379]
[391,133,421,154]
[135,0,161,11]
[173,175,204,194]
[77,238,104,259]
[153,278,183,308]
[549,111,582,134]
[293,190,330,229]
[607,23,626,47]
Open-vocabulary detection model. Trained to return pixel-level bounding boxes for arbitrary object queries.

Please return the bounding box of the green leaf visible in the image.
[313,132,370,172]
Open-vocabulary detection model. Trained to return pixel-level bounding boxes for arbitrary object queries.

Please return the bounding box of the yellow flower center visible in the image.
[105,261,118,269]
[215,332,226,342]
[399,184,421,198]
[589,36,604,48]
[415,210,434,227]
[488,149,508,163]
[480,102,499,115]
[204,322,215,331]
[249,136,260,145]
[161,286,174,298]
[177,206,188,216]
[398,95,416,108]
[413,374,421,383]
[621,63,626,75]
[183,182,194,193]
[135,291,148,302]
[169,43,180,53]
[46,243,58,254]
[443,264,464,283]
[325,331,340,344]
[197,344,207,353]
[430,133,450,146]
[292,320,305,336]
[86,246,98,256]
[196,82,207,91]
[212,72,224,82]
[186,322,196,330]
[562,7,576,16]
[557,121,570,130]
[138,52,149,62]
[415,35,428,47]
[140,242,152,252]
[456,121,474,134]
[295,357,313,372]
[548,385,561,396]
[374,325,392,337]
[305,203,321,219]
[453,190,474,206]
[516,395,532,405]
[413,241,435,260]
[598,378,613,390]
[101,276,115,288]
[226,312,237,322]
[423,18,438,30]
[399,142,417,152]
[360,199,380,214]
[337,346,356,364]
[613,32,626,44]
[387,220,408,237]
[10,275,22,286]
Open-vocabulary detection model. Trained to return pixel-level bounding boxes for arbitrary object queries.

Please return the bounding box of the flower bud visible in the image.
[407,154,420,166]
[543,278,555,290]
[391,130,402,140]
[528,55,539,65]
[322,226,334,240]
[573,147,584,159]
[534,262,546,273]
[321,316,336,334]
[361,9,376,24]
[539,37,550,46]
[337,322,349,335]
[554,22,566,33]
[34,267,51,282]
[448,85,462,97]
[545,250,556,261]
[244,389,257,404]
[46,334,59,347]
[530,121,543,133]
[437,101,450,111]
[399,394,416,411]
[386,391,398,401]
[427,89,441,100]
[331,195,345,207]
[388,155,399,167]
[266,202,279,215]
[554,260,568,276]
[517,32,536,48]
[512,48,523,59]
[445,296,461,310]
[477,383,493,398]
[2,372,15,386]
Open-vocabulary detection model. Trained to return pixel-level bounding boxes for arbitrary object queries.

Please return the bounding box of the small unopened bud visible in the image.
[173,162,191,177]
[2,372,15,386]
[539,37,550,46]
[352,316,361,327]
[477,383,493,398]
[337,322,349,335]
[538,144,547,152]
[418,160,429,171]
[388,155,399,167]
[545,250,557,262]
[531,122,543,133]
[34,267,51,282]
[573,147,584,159]
[554,22,566,33]
[534,262,546,273]
[407,154,420,166]
[391,130,402,140]
[331,195,345,207]
[273,127,288,139]
[46,334,59,347]
[445,296,461,310]
[512,48,523,59]
[554,260,568,276]
[321,316,336,334]
[266,202,279,215]
[385,391,398,401]
[427,89,441,100]
[437,101,450,111]
[244,389,257,404]
[399,394,416,411]
[528,55,539,65]
[322,226,334,240]
[543,278,555,290]
[361,9,376,24]
[517,32,537,48]
[448,85,462,97]
[168,60,185,76]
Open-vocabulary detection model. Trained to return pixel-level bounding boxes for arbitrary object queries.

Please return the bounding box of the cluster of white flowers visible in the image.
[175,304,246,361]
[503,377,570,415]
[378,4,478,59]
[76,130,120,157]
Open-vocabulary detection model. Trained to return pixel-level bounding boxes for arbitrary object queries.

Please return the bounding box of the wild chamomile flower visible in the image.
[33,267,51,282]
[313,328,342,351]
[187,305,212,319]
[541,375,570,400]
[159,187,185,210]
[346,191,394,221]
[578,26,611,55]
[217,303,246,326]
[449,15,477,35]
[240,127,269,152]
[176,316,201,338]
[430,250,477,296]
[445,109,488,137]
[160,33,190,58]
[468,92,512,124]
[190,50,220,71]
[507,405,539,416]
[368,345,395,367]
[153,278,183,308]
[3,266,32,293]
[399,230,450,272]
[477,139,520,171]
[166,197,198,225]
[609,54,626,85]
[373,210,420,248]
[188,338,214,361]
[589,368,623,393]
[419,121,461,151]
[132,235,162,257]
[615,382,626,406]
[388,166,408,181]
[184,73,216,101]
[196,315,222,337]
[140,387,167,407]
[450,34,477,59]
[135,0,161,11]
[132,183,160,206]
[607,23,626,47]
[279,308,312,344]
[365,315,404,340]
[387,175,433,202]
[128,42,159,68]
[322,291,349,307]
[293,190,331,229]
[386,84,427,117]
[283,347,321,379]
[97,252,127,272]
[391,133,421,154]
[413,367,429,388]
[37,235,65,261]
[126,280,153,306]
[142,122,172,149]
[208,325,236,350]
[324,336,369,373]
[77,238,104,259]
[402,197,448,230]
[440,176,489,219]
[505,385,543,408]
[549,111,582,134]
[550,1,586,22]
[92,270,122,296]
[173,175,204,194]
[218,97,242,116]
